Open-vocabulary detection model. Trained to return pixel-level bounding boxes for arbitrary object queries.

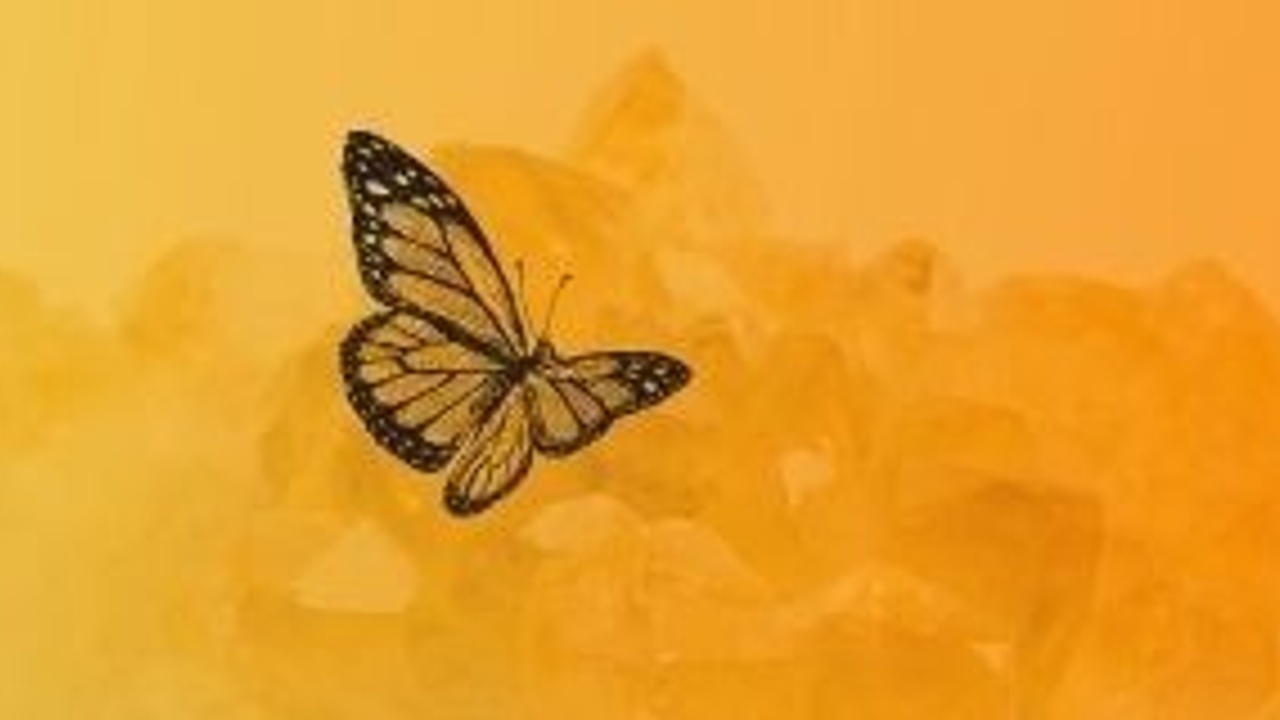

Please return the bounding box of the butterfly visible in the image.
[338,130,692,516]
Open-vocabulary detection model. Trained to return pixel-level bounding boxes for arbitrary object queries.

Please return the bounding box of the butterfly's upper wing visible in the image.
[525,351,692,456]
[341,310,515,473]
[343,130,528,359]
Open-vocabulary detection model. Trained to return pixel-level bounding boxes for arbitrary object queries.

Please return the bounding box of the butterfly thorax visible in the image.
[511,339,560,380]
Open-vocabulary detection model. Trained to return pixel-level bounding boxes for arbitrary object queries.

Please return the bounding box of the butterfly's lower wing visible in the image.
[343,131,528,359]
[444,383,534,516]
[526,351,692,456]
[341,310,514,472]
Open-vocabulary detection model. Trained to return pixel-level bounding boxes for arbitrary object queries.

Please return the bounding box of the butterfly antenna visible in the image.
[513,259,535,344]
[540,273,574,342]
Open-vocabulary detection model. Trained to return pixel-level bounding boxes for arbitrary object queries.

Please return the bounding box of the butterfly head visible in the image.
[531,336,559,365]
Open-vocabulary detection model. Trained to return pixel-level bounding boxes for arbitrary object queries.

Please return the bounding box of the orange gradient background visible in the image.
[3,0,1279,311]
[4,2,1280,720]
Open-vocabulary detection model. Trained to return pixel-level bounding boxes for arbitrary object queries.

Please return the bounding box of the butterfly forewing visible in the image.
[527,351,691,455]
[343,131,528,358]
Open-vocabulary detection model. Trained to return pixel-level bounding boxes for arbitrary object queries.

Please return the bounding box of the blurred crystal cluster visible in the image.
[2,54,1279,719]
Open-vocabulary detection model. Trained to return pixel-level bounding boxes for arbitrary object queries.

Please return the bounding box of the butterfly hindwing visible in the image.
[343,130,528,358]
[340,310,514,472]
[526,351,691,455]
[444,385,535,516]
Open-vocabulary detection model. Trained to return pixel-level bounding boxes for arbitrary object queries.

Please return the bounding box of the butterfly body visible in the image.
[508,339,555,379]
[339,131,690,516]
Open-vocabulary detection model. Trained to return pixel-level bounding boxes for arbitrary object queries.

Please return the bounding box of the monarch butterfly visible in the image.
[338,130,691,516]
